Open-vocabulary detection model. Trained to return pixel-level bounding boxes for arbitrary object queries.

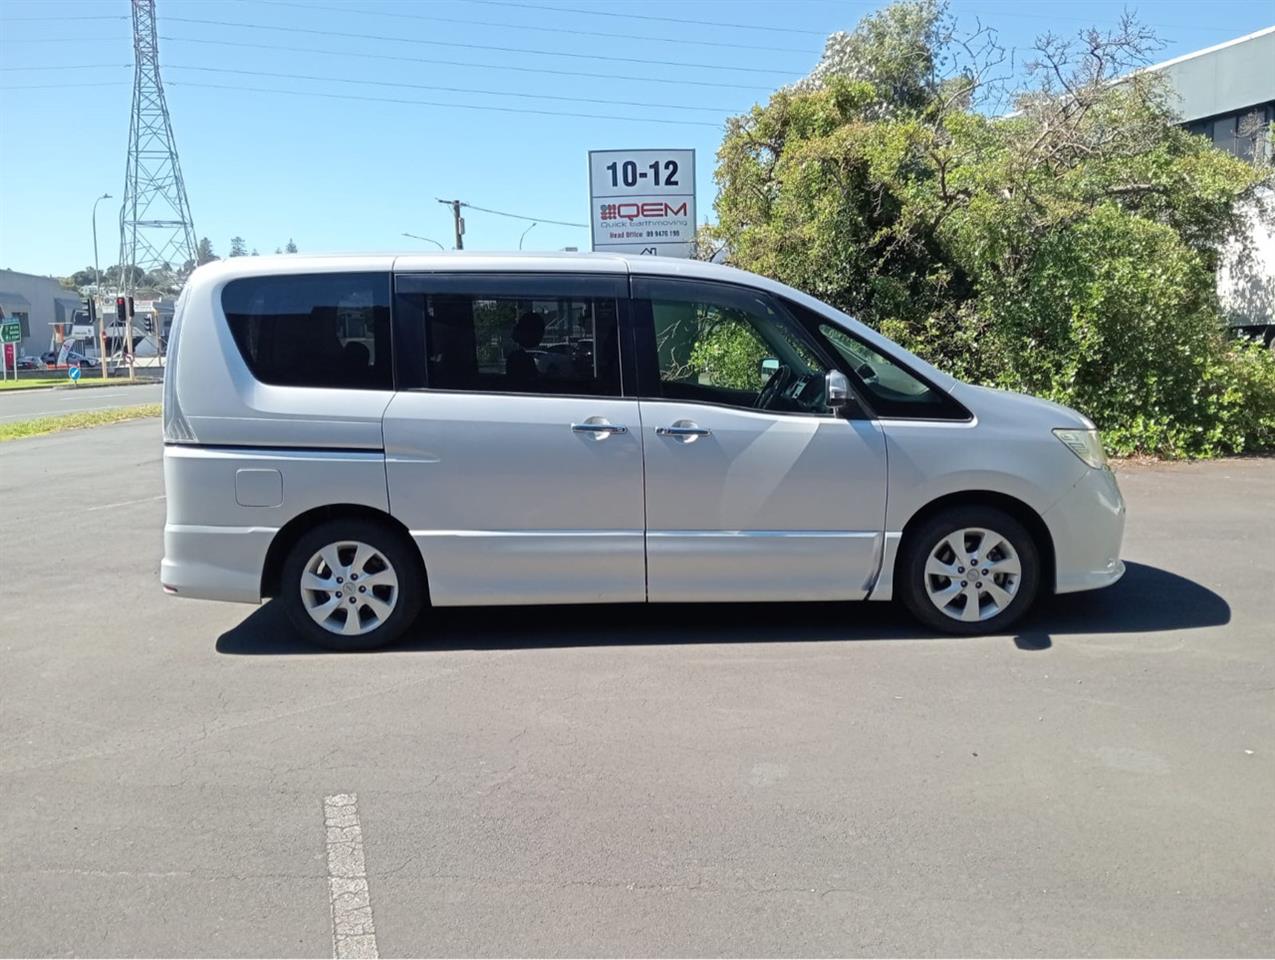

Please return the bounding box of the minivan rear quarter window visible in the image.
[222,272,392,390]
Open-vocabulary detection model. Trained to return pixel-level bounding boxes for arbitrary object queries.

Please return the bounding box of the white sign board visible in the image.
[588,149,696,258]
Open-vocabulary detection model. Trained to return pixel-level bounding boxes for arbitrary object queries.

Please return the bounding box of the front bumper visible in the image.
[1043,466,1126,594]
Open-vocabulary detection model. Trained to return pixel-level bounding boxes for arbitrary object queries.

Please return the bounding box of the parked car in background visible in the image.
[67,352,99,369]
[161,253,1126,651]
[40,350,99,368]
[15,355,44,370]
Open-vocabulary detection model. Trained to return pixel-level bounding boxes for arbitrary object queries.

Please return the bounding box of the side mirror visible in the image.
[826,369,853,412]
[759,357,780,375]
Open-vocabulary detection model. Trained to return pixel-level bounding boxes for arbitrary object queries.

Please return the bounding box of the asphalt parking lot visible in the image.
[1,419,1272,957]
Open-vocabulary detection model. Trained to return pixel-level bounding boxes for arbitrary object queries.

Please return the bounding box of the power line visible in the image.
[0,14,126,21]
[165,80,724,128]
[0,36,128,44]
[164,64,735,113]
[0,64,130,71]
[462,203,588,229]
[160,15,798,75]
[466,0,828,36]
[0,81,130,90]
[240,0,816,55]
[160,34,771,91]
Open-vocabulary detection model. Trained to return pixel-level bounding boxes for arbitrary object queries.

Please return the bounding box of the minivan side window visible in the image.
[421,294,621,397]
[637,282,835,415]
[222,272,392,390]
[774,294,969,420]
[813,320,970,420]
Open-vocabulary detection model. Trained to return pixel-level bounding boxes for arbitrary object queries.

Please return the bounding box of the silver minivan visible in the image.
[162,253,1125,650]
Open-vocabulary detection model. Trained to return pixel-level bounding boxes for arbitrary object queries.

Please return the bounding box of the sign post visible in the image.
[588,149,696,258]
[1,320,21,382]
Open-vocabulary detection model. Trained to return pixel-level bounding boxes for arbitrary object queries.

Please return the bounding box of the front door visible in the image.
[632,277,888,602]
[383,273,645,605]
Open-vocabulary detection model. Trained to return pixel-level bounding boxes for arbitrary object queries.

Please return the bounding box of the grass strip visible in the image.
[0,403,162,443]
[0,376,140,391]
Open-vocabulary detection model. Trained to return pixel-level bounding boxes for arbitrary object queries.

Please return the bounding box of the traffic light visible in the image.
[115,297,126,322]
[144,317,154,334]
[127,296,135,318]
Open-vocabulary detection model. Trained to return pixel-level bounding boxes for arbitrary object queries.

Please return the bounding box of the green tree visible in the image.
[285,238,298,253]
[196,237,217,264]
[66,267,98,289]
[229,236,247,257]
[709,2,1275,457]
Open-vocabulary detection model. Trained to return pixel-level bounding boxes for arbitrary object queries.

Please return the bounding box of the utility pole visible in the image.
[436,198,464,250]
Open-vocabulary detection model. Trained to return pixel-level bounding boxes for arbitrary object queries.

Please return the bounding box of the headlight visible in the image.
[1053,428,1108,469]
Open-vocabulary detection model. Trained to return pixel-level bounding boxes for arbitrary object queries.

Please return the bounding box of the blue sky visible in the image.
[1,0,1271,276]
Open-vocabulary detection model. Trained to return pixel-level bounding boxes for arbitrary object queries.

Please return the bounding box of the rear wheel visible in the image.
[280,518,424,651]
[899,506,1040,635]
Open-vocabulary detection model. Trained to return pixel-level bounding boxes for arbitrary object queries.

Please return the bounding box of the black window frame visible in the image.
[393,272,631,400]
[220,271,395,391]
[629,276,860,419]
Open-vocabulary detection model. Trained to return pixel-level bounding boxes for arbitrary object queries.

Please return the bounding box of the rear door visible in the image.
[632,276,888,602]
[382,272,645,605]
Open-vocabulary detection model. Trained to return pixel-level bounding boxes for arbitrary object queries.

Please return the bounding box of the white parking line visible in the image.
[85,494,166,512]
[324,794,379,960]
[59,390,130,401]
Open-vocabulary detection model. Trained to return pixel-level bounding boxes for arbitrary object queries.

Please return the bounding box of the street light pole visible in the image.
[519,222,537,250]
[91,192,111,379]
[401,232,444,250]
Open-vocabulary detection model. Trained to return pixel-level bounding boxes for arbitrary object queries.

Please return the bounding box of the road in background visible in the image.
[0,420,1272,956]
[0,381,163,422]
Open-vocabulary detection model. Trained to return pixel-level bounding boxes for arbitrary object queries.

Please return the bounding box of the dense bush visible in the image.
[708,1,1275,457]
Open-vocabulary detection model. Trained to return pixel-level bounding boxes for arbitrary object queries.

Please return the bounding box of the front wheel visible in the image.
[898,507,1040,635]
[280,518,425,651]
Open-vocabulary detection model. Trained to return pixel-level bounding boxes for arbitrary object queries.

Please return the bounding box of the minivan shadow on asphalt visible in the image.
[215,561,1230,656]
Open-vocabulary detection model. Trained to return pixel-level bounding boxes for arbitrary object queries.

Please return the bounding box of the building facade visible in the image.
[0,269,84,361]
[1150,26,1274,164]
[1148,27,1275,340]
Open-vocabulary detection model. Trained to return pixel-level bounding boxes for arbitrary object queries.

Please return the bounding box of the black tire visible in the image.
[898,506,1040,635]
[279,517,425,652]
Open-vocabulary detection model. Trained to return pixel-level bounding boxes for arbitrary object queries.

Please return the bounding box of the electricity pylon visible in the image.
[117,0,196,302]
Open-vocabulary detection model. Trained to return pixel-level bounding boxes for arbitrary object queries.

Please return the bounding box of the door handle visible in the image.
[656,423,712,441]
[571,420,628,438]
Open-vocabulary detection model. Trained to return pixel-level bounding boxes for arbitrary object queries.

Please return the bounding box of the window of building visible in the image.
[1185,103,1274,163]
[423,294,620,396]
[221,272,392,390]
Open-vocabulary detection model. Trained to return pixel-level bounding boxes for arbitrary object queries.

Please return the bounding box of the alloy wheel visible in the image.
[923,527,1022,623]
[300,540,399,637]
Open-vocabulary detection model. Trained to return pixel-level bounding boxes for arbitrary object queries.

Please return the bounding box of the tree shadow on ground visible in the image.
[216,561,1229,657]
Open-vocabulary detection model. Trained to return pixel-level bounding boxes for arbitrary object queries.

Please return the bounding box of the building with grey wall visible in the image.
[0,269,84,361]
[1148,26,1275,340]
[1148,26,1274,163]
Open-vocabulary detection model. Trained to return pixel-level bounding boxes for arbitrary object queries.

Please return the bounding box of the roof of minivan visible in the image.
[190,250,766,283]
